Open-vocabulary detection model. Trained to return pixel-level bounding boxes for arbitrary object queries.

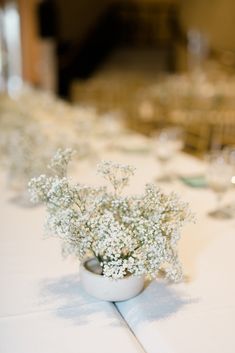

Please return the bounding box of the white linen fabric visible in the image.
[0,184,144,353]
[113,151,235,353]
[1,143,235,353]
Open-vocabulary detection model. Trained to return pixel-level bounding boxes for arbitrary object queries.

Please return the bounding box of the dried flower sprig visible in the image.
[48,148,75,178]
[29,150,193,281]
[97,160,135,195]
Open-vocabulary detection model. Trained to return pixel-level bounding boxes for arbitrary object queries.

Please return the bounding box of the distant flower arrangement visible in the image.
[29,149,193,281]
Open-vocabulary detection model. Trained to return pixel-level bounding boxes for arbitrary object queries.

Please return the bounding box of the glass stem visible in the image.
[216,192,223,210]
[160,160,168,177]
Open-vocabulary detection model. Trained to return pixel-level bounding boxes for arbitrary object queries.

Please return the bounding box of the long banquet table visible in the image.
[1,139,235,353]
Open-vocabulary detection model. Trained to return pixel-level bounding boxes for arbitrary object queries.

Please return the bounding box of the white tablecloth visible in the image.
[1,146,235,353]
[0,183,144,353]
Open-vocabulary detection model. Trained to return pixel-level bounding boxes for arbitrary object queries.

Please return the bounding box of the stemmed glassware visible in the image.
[223,146,235,183]
[205,150,234,219]
[153,127,184,182]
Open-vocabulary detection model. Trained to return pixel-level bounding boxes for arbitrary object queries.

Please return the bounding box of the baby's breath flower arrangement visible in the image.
[29,150,192,282]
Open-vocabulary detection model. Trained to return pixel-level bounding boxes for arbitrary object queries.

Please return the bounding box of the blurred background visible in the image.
[1,0,235,156]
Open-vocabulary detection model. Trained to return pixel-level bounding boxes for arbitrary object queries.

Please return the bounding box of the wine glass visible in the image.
[153,127,184,182]
[205,150,234,219]
[223,146,235,183]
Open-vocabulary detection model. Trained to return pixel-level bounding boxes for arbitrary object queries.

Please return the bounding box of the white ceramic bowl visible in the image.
[80,258,145,301]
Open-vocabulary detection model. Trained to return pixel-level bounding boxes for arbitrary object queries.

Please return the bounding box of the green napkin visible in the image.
[179,175,208,188]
